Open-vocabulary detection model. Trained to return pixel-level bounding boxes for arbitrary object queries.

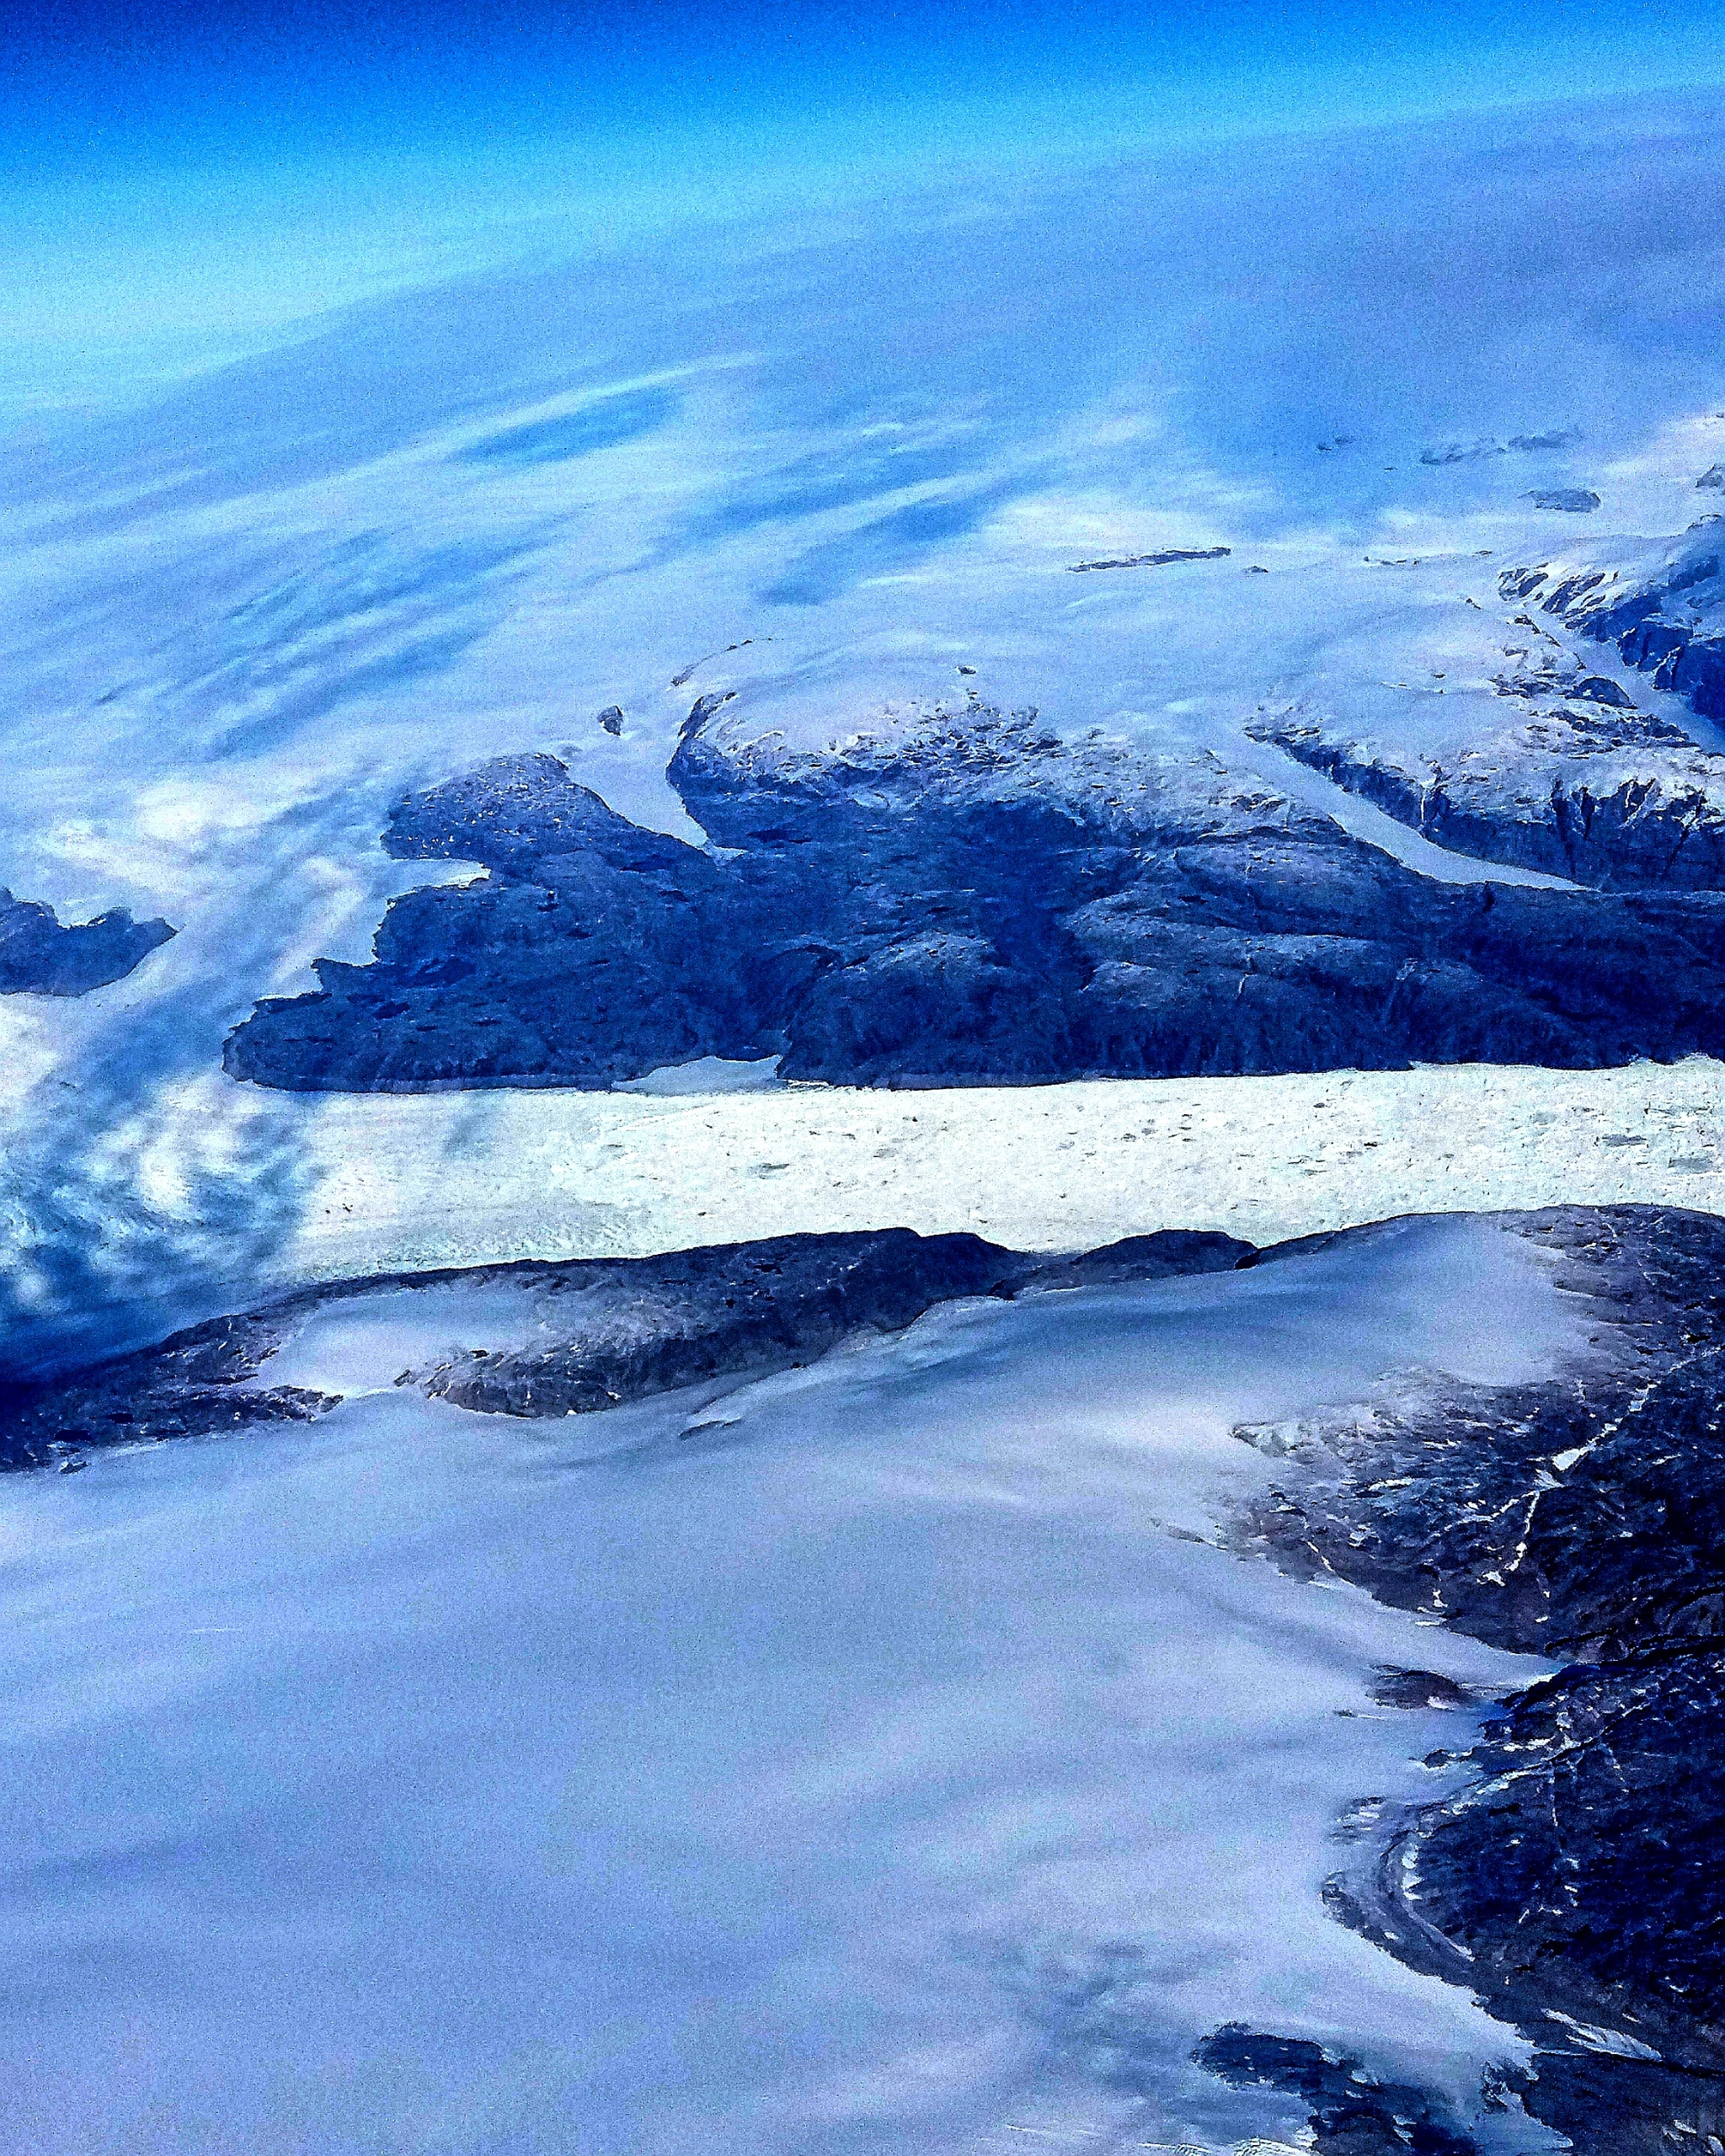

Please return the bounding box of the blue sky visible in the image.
[12,0,1725,184]
[5,0,1725,421]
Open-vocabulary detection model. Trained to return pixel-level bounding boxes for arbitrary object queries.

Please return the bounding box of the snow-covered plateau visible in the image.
[0,1214,1594,2154]
[7,1201,1725,2154]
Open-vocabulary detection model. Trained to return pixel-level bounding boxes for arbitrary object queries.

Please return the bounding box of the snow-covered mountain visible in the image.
[8,104,1725,1360]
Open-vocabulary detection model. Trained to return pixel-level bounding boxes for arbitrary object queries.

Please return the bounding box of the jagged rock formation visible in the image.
[1419,428,1582,465]
[226,703,1725,1091]
[1331,1652,1725,2153]
[0,1225,1252,1473]
[0,888,174,995]
[1525,487,1599,512]
[1252,693,1725,889]
[1218,1204,1725,2153]
[1503,524,1725,721]
[1251,526,1725,894]
[1194,2025,1482,2154]
[1227,1207,1725,1652]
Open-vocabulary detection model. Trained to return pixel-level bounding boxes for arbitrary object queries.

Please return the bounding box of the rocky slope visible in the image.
[1252,691,1725,890]
[0,1225,1250,1473]
[1215,1204,1725,2153]
[1507,523,1725,723]
[1247,524,1725,894]
[225,702,1725,1091]
[0,888,174,995]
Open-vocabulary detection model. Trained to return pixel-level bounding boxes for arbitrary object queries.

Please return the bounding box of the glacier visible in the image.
[0,1216,1583,2154]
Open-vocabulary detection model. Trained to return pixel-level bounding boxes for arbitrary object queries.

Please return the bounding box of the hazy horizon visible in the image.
[8,0,1725,423]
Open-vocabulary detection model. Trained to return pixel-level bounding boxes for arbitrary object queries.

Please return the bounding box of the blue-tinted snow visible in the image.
[0,1219,1579,2154]
[2,96,1725,1350]
[457,387,680,469]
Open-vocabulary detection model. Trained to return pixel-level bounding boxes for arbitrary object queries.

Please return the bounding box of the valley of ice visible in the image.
[10,1057,1718,1362]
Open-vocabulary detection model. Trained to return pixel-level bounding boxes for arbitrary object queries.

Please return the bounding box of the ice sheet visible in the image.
[0,1219,1584,2153]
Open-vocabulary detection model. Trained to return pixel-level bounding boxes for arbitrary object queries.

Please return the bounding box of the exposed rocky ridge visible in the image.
[1251,686,1725,891]
[0,1297,339,1474]
[1502,525,1725,723]
[1194,2024,1482,2153]
[226,704,1725,1091]
[0,888,174,995]
[1420,430,1583,466]
[1065,545,1231,571]
[1226,1206,1725,1654]
[0,1225,1252,1474]
[1327,1651,1725,2153]
[1217,1204,1725,2152]
[1246,526,1725,895]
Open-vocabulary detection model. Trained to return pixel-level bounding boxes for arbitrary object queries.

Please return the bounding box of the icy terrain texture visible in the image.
[13,1203,1725,2150]
[0,1213,1589,2156]
[5,99,1725,1348]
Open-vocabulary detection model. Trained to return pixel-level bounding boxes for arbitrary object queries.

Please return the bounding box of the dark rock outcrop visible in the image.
[1221,1205,1725,2153]
[1524,488,1599,512]
[0,889,174,995]
[1330,1652,1725,2153]
[1252,695,1725,890]
[1227,1206,1725,1654]
[1504,530,1725,723]
[1022,1228,1252,1290]
[227,705,1725,1091]
[1194,2025,1482,2153]
[0,1225,1252,1472]
[1367,1665,1487,1710]
[0,1299,335,1473]
[1065,547,1231,572]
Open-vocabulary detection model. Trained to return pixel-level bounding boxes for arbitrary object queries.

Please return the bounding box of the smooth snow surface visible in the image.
[0,1219,1581,2154]
[257,1278,584,1395]
[614,1055,785,1097]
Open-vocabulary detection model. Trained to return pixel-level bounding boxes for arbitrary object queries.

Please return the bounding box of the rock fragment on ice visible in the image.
[0,889,174,996]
